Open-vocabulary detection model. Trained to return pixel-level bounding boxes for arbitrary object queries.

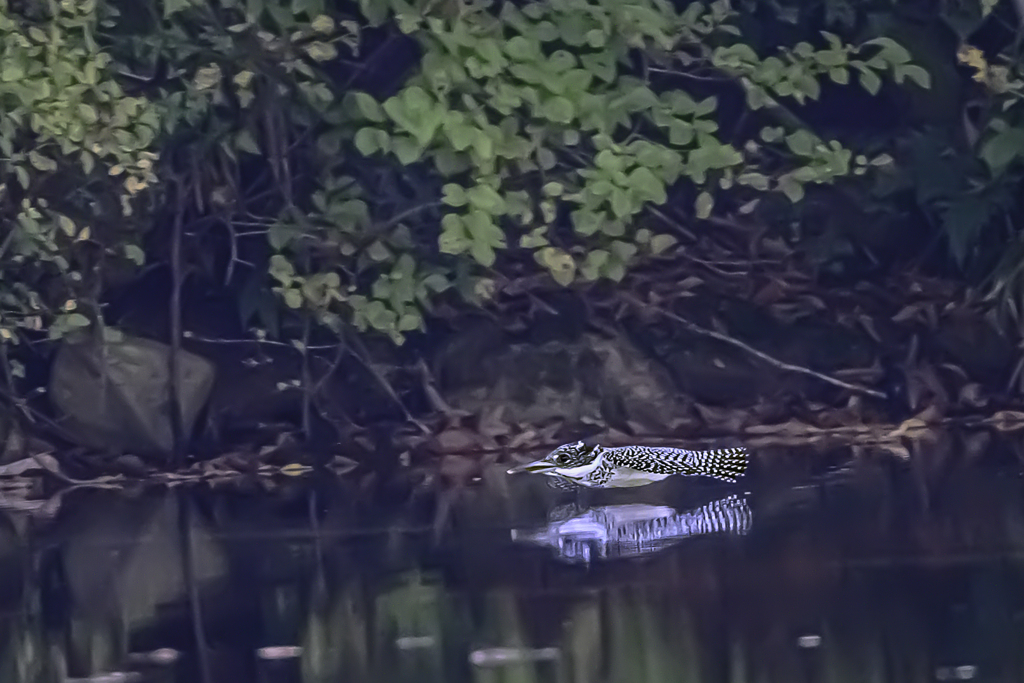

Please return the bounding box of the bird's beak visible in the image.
[507,458,557,475]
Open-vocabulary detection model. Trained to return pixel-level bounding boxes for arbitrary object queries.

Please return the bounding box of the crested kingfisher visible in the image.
[507,441,749,488]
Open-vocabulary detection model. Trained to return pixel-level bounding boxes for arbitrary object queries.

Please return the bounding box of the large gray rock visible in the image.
[50,332,216,455]
[435,327,686,432]
[60,493,227,632]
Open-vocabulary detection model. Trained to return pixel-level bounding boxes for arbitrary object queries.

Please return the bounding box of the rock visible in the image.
[629,301,877,407]
[50,332,216,455]
[933,310,1014,387]
[435,328,687,432]
[60,493,227,632]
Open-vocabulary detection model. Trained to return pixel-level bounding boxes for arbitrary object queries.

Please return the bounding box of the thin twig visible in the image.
[168,177,187,466]
[344,327,431,434]
[621,294,886,399]
[300,316,312,439]
[178,492,212,683]
[183,331,337,351]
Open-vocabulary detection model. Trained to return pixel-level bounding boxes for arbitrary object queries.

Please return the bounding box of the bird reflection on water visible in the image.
[510,494,753,564]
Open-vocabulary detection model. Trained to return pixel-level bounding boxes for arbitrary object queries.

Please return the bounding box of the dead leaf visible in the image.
[478,405,510,438]
[892,304,923,323]
[958,383,987,408]
[679,276,704,291]
[984,410,1024,431]
[0,457,49,478]
[506,430,535,450]
[432,428,480,452]
[857,314,882,342]
[875,442,911,459]
[887,418,928,439]
[330,454,359,474]
[439,454,477,483]
[0,453,67,480]
[743,419,817,436]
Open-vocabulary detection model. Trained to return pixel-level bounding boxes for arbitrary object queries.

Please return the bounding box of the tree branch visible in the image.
[621,293,886,399]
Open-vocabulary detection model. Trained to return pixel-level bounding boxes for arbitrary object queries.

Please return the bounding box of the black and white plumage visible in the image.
[507,441,749,489]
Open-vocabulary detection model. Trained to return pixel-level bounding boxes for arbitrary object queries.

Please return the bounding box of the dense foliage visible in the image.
[0,0,926,350]
[3,0,1024,387]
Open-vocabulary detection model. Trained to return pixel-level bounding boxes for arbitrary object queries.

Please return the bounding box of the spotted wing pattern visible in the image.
[580,453,613,486]
[604,445,749,483]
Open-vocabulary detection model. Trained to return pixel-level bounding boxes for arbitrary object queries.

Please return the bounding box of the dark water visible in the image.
[4,438,1024,683]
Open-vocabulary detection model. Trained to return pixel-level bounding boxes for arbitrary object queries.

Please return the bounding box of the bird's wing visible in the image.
[604,447,702,475]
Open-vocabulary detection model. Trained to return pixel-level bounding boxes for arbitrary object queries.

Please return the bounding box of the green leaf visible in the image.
[863,36,912,65]
[349,92,384,122]
[777,174,805,203]
[610,188,633,218]
[829,67,850,85]
[58,215,76,236]
[470,240,496,266]
[980,127,1024,175]
[627,167,667,204]
[77,103,98,124]
[668,120,694,145]
[366,241,391,262]
[354,127,382,155]
[445,115,476,151]
[391,135,423,165]
[539,248,575,286]
[737,172,770,190]
[64,313,91,329]
[694,191,714,219]
[693,96,717,117]
[942,195,995,266]
[594,150,625,173]
[282,288,303,309]
[442,184,468,207]
[1,61,24,82]
[124,244,145,265]
[312,14,335,34]
[467,184,507,214]
[580,249,609,280]
[609,240,637,262]
[505,35,537,61]
[421,273,450,292]
[858,69,882,95]
[236,129,260,155]
[616,85,659,112]
[785,130,816,156]
[894,64,931,89]
[650,234,677,254]
[398,311,422,332]
[28,151,56,172]
[80,151,95,175]
[542,96,575,123]
[542,182,563,196]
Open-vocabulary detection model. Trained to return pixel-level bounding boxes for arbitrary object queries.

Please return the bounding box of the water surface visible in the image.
[2,438,1023,683]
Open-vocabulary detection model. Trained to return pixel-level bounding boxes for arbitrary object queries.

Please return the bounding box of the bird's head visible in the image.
[507,441,602,481]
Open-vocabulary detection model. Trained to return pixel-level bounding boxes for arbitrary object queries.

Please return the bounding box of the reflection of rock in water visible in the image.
[511,495,753,563]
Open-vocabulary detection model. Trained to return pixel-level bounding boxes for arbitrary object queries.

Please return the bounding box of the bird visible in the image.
[506,440,749,488]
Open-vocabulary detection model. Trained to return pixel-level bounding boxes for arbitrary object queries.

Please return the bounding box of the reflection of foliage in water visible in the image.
[10,452,1024,681]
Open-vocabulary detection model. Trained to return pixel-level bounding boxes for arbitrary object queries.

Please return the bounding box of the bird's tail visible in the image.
[689,446,749,483]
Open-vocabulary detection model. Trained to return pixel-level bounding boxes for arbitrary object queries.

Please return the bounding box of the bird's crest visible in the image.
[546,441,599,468]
